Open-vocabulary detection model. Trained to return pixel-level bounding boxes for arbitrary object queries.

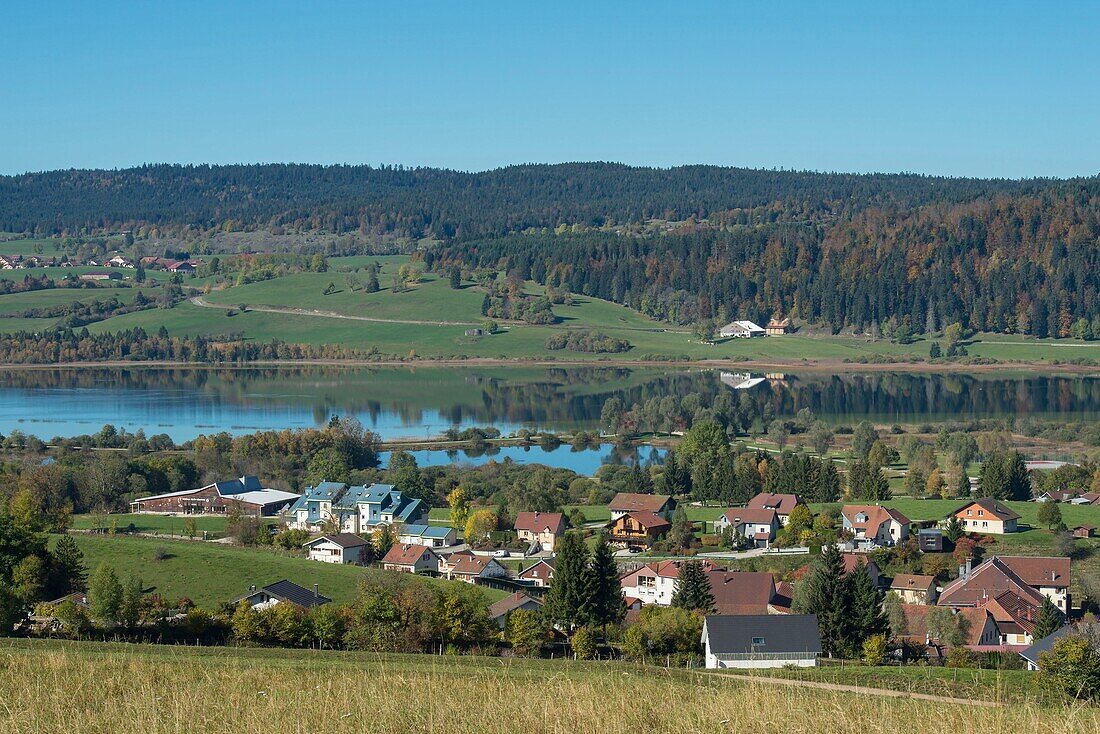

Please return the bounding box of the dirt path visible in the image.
[190,295,480,327]
[714,672,1002,707]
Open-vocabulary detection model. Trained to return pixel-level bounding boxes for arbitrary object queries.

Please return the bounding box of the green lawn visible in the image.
[70,513,231,537]
[58,533,506,608]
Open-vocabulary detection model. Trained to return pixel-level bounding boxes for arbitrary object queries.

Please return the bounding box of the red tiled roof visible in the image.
[891,574,935,592]
[951,497,1021,522]
[705,570,777,615]
[618,511,671,530]
[842,504,911,532]
[609,493,672,514]
[999,556,1071,588]
[900,604,992,646]
[938,557,1048,608]
[747,493,803,514]
[513,511,565,534]
[450,555,498,576]
[383,543,434,566]
[488,592,541,620]
[722,508,778,526]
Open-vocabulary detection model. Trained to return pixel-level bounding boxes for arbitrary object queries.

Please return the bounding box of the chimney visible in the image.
[313,584,319,599]
[249,585,256,593]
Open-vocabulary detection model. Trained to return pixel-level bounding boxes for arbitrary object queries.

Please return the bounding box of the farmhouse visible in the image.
[382,544,441,574]
[606,511,671,548]
[939,555,1070,621]
[608,492,676,521]
[397,523,457,548]
[518,558,556,587]
[746,492,805,525]
[950,498,1020,534]
[841,505,910,546]
[890,574,937,605]
[107,254,135,268]
[701,614,821,669]
[719,320,765,338]
[488,592,543,629]
[303,533,372,564]
[513,511,565,551]
[897,605,999,650]
[231,580,331,610]
[713,507,778,547]
[129,476,299,517]
[765,317,791,335]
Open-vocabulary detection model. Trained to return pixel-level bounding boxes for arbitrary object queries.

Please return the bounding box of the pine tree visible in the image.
[662,452,690,496]
[584,534,626,632]
[979,451,1009,499]
[1033,596,1063,641]
[1005,451,1032,501]
[793,543,852,657]
[542,533,591,631]
[671,560,715,613]
[847,561,888,646]
[50,535,87,596]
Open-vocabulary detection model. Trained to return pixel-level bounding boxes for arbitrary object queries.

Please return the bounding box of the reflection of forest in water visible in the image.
[1,367,1099,438]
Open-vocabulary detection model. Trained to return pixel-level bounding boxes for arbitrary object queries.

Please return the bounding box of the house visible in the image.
[897,604,999,650]
[518,558,556,587]
[841,505,910,547]
[606,511,671,548]
[1073,524,1096,538]
[619,560,717,607]
[230,580,331,610]
[706,570,790,615]
[939,555,1070,614]
[382,544,441,574]
[949,498,1020,534]
[107,255,135,268]
[488,592,543,629]
[397,523,457,548]
[765,317,791,336]
[464,328,484,337]
[79,271,122,282]
[713,507,779,547]
[304,534,371,564]
[1036,489,1082,503]
[1076,492,1100,505]
[130,475,299,517]
[286,482,424,533]
[718,320,766,338]
[918,527,944,552]
[982,590,1042,645]
[890,574,937,605]
[446,554,508,584]
[746,493,805,526]
[841,554,881,588]
[608,492,676,521]
[701,614,821,669]
[513,511,565,551]
[1019,625,1075,671]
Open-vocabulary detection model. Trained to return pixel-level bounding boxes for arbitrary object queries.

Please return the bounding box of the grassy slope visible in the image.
[70,513,230,536]
[1,640,1094,734]
[59,534,506,607]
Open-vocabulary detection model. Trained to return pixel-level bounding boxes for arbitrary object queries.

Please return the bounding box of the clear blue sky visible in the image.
[4,1,1099,178]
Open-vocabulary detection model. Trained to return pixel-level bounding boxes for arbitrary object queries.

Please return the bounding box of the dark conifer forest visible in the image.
[3,162,1099,335]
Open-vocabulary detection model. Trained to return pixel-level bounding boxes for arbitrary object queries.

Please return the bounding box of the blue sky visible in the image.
[3,1,1099,177]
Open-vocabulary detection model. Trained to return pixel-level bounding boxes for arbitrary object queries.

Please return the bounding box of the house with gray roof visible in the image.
[701,614,822,669]
[231,580,331,610]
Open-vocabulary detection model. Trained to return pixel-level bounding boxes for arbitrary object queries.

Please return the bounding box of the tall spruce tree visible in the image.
[1005,451,1032,501]
[847,561,888,646]
[1033,596,1063,641]
[584,533,626,633]
[50,535,87,596]
[671,560,715,613]
[979,451,1009,499]
[662,451,691,496]
[542,533,591,631]
[793,543,852,657]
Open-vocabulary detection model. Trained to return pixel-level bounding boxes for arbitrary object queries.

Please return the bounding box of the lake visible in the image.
[1,365,1098,461]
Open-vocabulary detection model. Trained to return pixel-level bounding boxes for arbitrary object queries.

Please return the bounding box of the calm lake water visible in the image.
[1,366,1098,468]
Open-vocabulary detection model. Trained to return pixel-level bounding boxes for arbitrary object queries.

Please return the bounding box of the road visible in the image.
[189,295,480,326]
[713,672,1002,707]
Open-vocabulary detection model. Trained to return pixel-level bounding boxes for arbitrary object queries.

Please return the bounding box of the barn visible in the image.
[129,476,300,517]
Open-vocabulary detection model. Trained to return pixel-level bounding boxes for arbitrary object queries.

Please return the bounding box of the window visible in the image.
[751,637,766,645]
[982,521,988,528]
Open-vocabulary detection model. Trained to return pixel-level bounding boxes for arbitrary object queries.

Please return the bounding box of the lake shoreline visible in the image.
[0,355,1096,375]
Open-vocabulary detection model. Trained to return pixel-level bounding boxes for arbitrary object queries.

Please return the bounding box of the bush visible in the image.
[544,329,630,353]
[1039,634,1100,701]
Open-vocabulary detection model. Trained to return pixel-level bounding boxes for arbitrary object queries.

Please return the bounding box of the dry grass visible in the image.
[0,640,1096,734]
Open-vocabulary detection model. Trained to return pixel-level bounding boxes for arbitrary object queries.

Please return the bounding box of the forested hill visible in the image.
[2,162,1093,239]
[5,162,1100,337]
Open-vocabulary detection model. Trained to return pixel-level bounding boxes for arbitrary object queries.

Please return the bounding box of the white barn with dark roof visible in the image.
[701,614,821,669]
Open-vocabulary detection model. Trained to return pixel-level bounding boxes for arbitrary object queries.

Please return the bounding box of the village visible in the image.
[45,471,1083,674]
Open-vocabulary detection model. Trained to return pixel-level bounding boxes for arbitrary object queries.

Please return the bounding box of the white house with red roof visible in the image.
[513,511,565,551]
[841,505,910,546]
[382,544,441,574]
[746,493,805,526]
[713,507,779,547]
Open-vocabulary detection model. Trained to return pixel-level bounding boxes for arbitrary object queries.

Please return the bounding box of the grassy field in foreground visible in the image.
[0,641,1093,734]
[57,534,506,608]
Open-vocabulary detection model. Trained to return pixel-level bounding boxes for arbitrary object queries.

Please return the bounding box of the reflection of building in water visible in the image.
[720,372,767,390]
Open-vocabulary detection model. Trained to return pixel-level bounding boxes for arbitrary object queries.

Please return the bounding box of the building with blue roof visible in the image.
[287,481,426,534]
[397,523,458,548]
